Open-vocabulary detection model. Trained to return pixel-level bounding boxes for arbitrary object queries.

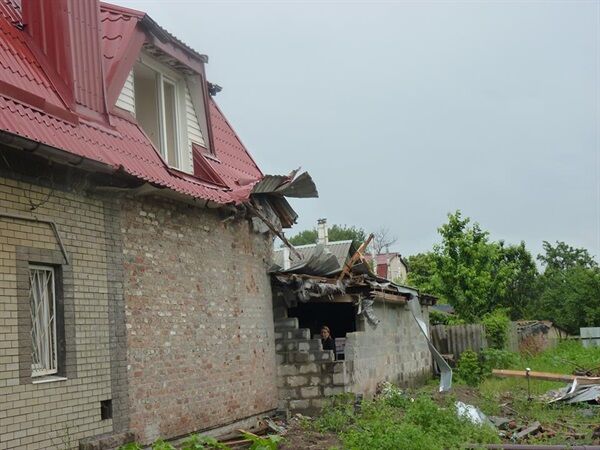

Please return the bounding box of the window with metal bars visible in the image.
[29,265,58,377]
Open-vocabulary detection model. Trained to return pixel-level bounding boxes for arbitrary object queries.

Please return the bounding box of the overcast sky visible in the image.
[120,0,599,260]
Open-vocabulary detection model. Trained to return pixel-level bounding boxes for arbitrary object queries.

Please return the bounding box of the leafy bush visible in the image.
[152,440,177,450]
[482,309,510,349]
[480,348,520,375]
[119,444,142,450]
[313,393,356,433]
[181,434,231,450]
[455,349,483,386]
[241,432,282,450]
[430,309,450,325]
[379,382,410,409]
[340,395,499,449]
[119,434,233,450]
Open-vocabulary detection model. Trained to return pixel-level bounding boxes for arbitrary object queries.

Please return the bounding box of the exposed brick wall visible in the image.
[0,174,118,449]
[121,198,278,444]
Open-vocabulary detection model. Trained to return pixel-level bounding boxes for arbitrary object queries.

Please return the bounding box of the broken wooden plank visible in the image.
[514,421,541,440]
[338,233,374,281]
[492,369,600,385]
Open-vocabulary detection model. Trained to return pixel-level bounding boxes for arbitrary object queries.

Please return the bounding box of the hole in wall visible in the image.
[100,399,112,420]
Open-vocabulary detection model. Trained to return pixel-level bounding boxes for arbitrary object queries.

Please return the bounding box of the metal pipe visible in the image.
[0,210,69,265]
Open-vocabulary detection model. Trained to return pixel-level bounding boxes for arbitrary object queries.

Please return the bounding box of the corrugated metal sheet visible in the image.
[70,0,105,113]
[431,324,487,361]
[581,327,600,348]
[100,3,141,80]
[206,99,263,186]
[273,240,354,269]
[0,3,64,108]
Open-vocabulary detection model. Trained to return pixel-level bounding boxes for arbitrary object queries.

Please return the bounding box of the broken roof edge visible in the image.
[0,129,231,205]
[274,239,354,251]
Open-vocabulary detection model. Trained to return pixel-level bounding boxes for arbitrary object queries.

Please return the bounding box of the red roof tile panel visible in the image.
[0,4,64,108]
[207,99,262,188]
[0,0,269,206]
[100,6,140,78]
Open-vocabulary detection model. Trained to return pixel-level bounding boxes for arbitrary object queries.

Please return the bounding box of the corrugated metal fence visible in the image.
[581,327,600,348]
[431,324,487,361]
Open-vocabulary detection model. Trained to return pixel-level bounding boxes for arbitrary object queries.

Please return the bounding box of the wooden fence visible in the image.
[431,324,487,362]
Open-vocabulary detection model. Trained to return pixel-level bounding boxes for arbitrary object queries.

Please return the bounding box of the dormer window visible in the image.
[133,56,187,169]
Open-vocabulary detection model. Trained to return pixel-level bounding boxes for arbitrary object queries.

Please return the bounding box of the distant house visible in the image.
[365,252,408,282]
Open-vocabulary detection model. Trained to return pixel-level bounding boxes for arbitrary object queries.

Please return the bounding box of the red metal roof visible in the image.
[0,0,264,205]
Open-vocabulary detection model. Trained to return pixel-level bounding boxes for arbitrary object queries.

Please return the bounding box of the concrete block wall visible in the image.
[0,175,117,449]
[121,198,278,444]
[345,302,431,397]
[274,317,346,415]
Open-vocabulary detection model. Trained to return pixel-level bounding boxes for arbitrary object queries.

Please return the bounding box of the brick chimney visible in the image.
[317,218,328,245]
[22,0,107,119]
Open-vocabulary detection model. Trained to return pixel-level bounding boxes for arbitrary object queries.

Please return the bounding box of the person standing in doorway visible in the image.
[320,325,335,353]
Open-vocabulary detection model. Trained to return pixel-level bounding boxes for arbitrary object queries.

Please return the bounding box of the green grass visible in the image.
[312,393,499,450]
[310,342,600,448]
[468,341,600,444]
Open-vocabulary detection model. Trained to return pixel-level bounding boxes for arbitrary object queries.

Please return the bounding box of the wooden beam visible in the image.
[338,233,374,281]
[371,291,407,305]
[309,294,355,303]
[492,369,600,385]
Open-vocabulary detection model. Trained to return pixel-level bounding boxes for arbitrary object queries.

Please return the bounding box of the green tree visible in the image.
[494,242,539,319]
[433,211,502,321]
[328,224,367,246]
[287,229,317,246]
[406,252,443,298]
[288,224,367,247]
[537,241,597,270]
[530,241,600,334]
[412,211,538,321]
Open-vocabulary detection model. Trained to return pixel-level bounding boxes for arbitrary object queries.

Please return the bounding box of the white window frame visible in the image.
[135,55,188,170]
[29,265,58,377]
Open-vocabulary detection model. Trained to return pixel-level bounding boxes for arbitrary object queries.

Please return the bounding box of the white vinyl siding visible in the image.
[185,86,206,149]
[115,70,136,115]
[29,265,58,377]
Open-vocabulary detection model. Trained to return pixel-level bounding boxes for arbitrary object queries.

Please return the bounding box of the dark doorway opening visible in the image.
[288,301,357,359]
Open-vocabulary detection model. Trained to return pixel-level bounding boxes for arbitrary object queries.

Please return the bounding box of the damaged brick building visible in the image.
[271,239,441,415]
[0,0,316,448]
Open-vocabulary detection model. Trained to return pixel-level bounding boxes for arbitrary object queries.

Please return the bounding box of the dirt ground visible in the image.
[279,421,342,450]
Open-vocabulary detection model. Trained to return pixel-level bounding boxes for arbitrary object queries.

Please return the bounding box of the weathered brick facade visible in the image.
[120,198,278,443]
[0,158,279,448]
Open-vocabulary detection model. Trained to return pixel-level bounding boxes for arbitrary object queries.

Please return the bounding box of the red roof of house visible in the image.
[0,0,263,205]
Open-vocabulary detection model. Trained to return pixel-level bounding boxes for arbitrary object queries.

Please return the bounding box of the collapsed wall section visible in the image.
[120,198,278,443]
[345,302,431,396]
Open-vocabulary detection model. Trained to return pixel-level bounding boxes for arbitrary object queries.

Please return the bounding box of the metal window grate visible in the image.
[29,265,57,377]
